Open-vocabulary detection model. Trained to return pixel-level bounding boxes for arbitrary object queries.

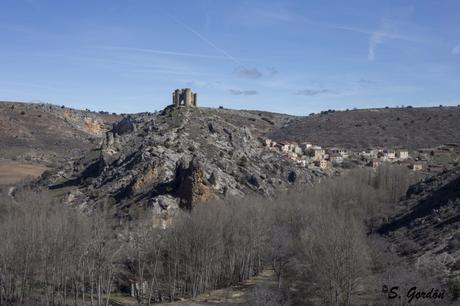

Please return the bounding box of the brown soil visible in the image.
[0,160,48,185]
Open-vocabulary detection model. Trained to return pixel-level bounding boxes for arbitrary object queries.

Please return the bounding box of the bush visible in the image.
[452,259,460,271]
[238,156,248,167]
[399,239,419,256]
[448,280,460,301]
[247,175,260,187]
[447,237,460,251]
[246,285,284,306]
[287,171,297,183]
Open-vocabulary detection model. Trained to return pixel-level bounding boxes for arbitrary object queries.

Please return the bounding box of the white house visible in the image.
[265,139,272,147]
[397,150,409,160]
[316,159,331,169]
[371,159,381,169]
[385,150,396,159]
[292,146,302,155]
[279,142,290,152]
[330,154,344,164]
[339,149,348,158]
[314,148,326,161]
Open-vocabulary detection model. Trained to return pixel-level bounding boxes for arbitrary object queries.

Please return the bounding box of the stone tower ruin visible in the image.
[172,88,197,108]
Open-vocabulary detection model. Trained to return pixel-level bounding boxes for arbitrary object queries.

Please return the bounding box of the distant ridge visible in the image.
[0,101,121,165]
[267,106,460,149]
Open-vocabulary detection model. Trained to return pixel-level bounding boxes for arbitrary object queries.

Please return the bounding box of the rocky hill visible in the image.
[5,103,460,167]
[41,106,324,220]
[0,102,121,165]
[378,166,460,277]
[268,106,460,149]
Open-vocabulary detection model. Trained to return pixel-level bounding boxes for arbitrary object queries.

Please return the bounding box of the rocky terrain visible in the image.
[41,106,324,220]
[268,106,460,149]
[5,102,460,221]
[4,102,460,304]
[4,102,460,167]
[378,166,460,278]
[0,101,120,166]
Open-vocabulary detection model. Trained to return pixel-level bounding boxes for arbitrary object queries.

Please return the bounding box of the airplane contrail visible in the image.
[166,13,248,69]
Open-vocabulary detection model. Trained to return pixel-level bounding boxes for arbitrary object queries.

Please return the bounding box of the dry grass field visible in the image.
[0,160,47,185]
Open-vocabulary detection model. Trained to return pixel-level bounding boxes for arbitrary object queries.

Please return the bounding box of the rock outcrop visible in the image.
[42,106,322,219]
[174,157,212,209]
[378,166,460,275]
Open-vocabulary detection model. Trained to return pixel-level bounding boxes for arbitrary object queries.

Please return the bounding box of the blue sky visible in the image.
[0,0,459,114]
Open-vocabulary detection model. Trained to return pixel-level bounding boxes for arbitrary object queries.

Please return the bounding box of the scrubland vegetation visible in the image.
[1,165,449,305]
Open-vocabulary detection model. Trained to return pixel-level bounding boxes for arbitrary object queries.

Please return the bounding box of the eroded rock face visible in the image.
[43,107,323,219]
[112,117,135,136]
[132,164,161,193]
[175,157,212,209]
[378,166,460,276]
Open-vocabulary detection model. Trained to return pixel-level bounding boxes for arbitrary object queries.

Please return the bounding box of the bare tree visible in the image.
[300,209,370,306]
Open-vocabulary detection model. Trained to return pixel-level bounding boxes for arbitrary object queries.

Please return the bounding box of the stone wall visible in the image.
[172,88,198,107]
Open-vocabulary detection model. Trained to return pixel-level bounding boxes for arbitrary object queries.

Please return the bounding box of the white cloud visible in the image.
[234,67,263,79]
[368,31,387,61]
[294,89,336,96]
[453,43,460,54]
[229,89,258,96]
[251,9,424,62]
[367,18,398,61]
[256,10,424,44]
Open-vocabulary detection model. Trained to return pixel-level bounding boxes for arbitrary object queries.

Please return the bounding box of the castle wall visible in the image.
[184,88,192,106]
[193,93,197,106]
[171,88,197,108]
[174,89,181,107]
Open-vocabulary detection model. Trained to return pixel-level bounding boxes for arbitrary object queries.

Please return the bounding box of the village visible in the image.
[167,88,459,175]
[263,138,460,173]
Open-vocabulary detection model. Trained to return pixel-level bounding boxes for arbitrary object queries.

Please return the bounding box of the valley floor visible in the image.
[109,269,277,306]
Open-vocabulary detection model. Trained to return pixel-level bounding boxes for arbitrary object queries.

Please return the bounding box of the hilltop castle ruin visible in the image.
[172,88,197,108]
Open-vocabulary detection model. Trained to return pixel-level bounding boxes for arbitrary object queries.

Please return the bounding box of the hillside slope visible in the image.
[268,106,460,149]
[42,106,323,220]
[378,166,460,276]
[0,102,121,165]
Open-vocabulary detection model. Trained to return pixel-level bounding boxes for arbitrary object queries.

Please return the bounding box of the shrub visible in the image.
[399,239,418,256]
[247,175,260,187]
[287,171,297,183]
[448,280,460,301]
[245,285,284,306]
[238,156,248,167]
